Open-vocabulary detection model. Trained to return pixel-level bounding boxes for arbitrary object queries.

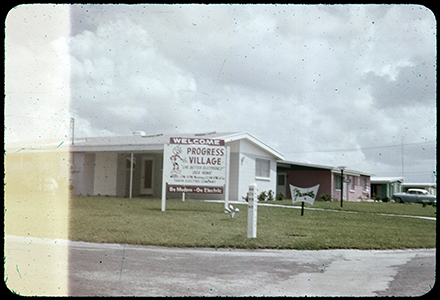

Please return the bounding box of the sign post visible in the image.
[247,183,258,238]
[224,146,230,210]
[161,137,226,211]
[289,184,320,216]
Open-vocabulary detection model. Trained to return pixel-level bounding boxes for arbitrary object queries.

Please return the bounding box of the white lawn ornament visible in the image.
[224,204,240,219]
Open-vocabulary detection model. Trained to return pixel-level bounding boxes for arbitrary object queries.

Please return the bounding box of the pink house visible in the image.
[277,161,372,201]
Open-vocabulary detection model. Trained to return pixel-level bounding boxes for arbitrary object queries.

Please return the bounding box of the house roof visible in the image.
[219,132,284,160]
[401,182,436,188]
[277,160,374,177]
[370,176,404,184]
[6,131,284,160]
[278,160,334,171]
[71,131,284,159]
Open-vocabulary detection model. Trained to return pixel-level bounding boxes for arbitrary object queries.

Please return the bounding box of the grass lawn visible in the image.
[6,195,436,250]
[67,196,435,250]
[264,199,437,217]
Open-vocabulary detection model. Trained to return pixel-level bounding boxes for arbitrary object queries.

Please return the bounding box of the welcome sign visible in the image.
[163,137,227,194]
[289,184,320,206]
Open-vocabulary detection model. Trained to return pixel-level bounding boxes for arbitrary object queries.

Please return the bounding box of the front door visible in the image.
[141,157,154,195]
[343,181,348,201]
[277,173,286,196]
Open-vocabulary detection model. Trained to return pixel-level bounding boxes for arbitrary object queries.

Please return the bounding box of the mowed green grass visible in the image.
[272,199,437,217]
[66,197,436,250]
[5,195,435,250]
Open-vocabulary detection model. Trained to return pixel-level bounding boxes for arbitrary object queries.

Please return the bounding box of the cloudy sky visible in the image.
[5,4,436,182]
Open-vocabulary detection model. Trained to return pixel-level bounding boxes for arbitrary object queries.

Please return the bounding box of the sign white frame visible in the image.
[290,184,320,206]
[161,137,229,211]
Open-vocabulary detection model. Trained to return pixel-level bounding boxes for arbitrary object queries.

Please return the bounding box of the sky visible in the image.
[5,4,437,183]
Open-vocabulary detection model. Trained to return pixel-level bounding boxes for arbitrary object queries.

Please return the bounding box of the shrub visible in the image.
[320,193,333,202]
[258,191,267,201]
[267,190,275,201]
[381,196,390,203]
[357,195,369,202]
[372,194,381,201]
[276,192,285,201]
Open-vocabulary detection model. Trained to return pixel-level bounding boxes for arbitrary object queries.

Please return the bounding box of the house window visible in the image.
[349,176,355,191]
[277,174,285,186]
[335,174,341,190]
[394,182,400,194]
[255,158,270,179]
[126,157,136,170]
[362,177,368,191]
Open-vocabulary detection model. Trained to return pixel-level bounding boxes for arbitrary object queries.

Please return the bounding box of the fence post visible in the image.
[247,183,258,238]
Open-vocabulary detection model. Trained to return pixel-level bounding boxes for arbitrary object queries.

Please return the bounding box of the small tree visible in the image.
[267,190,275,201]
[258,191,267,201]
[242,193,249,202]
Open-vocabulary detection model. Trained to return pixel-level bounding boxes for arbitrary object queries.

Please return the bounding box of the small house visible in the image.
[6,132,284,201]
[370,177,404,200]
[277,161,372,201]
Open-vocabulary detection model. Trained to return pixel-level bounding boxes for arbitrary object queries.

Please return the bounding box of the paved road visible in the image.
[5,235,436,296]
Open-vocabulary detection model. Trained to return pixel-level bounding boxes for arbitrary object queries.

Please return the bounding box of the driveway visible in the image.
[5,235,436,296]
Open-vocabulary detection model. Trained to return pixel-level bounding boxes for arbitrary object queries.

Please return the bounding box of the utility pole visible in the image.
[401,136,404,180]
[71,118,75,145]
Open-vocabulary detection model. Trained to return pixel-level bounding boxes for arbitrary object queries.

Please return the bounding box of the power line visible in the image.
[5,114,67,122]
[285,141,435,154]
[377,171,435,175]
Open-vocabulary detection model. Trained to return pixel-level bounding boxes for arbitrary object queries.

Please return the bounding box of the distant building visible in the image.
[370,177,404,199]
[277,161,372,201]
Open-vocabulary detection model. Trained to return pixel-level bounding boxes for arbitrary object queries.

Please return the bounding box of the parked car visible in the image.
[392,189,436,204]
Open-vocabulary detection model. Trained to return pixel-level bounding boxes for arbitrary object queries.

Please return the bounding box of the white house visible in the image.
[66,131,283,201]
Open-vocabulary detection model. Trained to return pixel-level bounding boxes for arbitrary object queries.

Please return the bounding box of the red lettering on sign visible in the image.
[168,185,223,194]
[170,137,225,146]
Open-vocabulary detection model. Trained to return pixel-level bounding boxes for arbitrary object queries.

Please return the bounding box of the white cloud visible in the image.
[5,5,71,143]
[5,4,436,182]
